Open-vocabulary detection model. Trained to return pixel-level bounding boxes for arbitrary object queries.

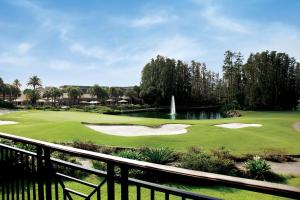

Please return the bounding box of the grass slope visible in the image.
[0,110,300,154]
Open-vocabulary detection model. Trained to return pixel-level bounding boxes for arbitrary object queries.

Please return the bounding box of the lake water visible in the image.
[118,110,223,120]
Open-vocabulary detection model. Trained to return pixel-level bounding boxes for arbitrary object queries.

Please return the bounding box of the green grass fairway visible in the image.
[0,110,300,155]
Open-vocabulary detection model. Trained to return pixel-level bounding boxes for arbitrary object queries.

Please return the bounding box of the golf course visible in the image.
[0,110,300,155]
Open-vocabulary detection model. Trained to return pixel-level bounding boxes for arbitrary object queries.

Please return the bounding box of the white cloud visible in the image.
[131,14,174,28]
[48,60,72,71]
[201,5,250,34]
[17,43,33,54]
[143,35,204,61]
[0,53,34,66]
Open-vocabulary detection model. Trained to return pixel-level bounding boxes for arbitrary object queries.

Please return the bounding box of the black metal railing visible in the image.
[0,132,300,200]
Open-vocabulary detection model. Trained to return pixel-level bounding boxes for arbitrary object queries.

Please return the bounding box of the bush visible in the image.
[15,143,36,152]
[244,156,271,180]
[72,140,99,152]
[113,150,145,178]
[141,147,175,164]
[113,150,144,161]
[0,100,14,109]
[261,149,296,163]
[181,148,237,176]
[211,146,234,160]
[92,160,107,171]
[52,152,87,178]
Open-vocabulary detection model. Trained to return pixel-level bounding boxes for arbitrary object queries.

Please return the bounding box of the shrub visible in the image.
[141,147,175,164]
[15,143,36,152]
[113,150,144,161]
[72,140,99,152]
[244,156,271,180]
[113,150,145,178]
[211,146,234,160]
[52,152,87,178]
[181,149,237,176]
[0,100,15,109]
[261,149,296,163]
[92,160,107,171]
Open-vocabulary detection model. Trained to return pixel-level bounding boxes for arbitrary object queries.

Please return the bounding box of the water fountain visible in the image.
[170,95,176,119]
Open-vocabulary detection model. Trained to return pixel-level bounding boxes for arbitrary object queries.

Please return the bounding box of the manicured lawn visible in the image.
[0,110,300,155]
[63,175,298,200]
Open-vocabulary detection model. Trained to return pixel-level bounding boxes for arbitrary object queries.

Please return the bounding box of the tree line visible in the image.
[0,76,141,106]
[140,51,300,110]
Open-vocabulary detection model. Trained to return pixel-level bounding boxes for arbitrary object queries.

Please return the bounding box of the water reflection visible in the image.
[119,110,223,120]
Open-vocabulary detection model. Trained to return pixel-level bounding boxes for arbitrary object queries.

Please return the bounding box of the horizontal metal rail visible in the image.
[1,132,300,199]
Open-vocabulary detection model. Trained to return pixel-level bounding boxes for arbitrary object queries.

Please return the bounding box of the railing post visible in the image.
[121,166,129,200]
[44,148,52,200]
[36,146,44,200]
[107,162,115,200]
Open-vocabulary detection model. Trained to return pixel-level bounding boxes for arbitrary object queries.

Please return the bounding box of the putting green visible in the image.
[0,110,300,155]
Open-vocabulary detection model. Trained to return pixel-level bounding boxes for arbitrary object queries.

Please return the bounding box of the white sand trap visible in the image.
[0,120,18,125]
[215,123,262,129]
[85,124,190,136]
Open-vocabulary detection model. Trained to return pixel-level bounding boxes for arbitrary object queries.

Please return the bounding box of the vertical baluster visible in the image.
[63,190,67,200]
[44,148,52,200]
[136,185,141,200]
[36,146,44,200]
[25,155,30,200]
[11,150,15,200]
[6,148,10,200]
[107,162,115,200]
[21,153,25,200]
[32,156,36,200]
[150,189,155,200]
[0,147,4,200]
[54,177,59,200]
[120,166,128,200]
[96,187,101,200]
[16,152,20,200]
[165,193,169,200]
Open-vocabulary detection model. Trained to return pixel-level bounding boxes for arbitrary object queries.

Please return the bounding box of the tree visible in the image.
[66,86,82,105]
[50,87,63,106]
[108,87,123,98]
[296,63,300,102]
[243,51,297,110]
[24,89,40,105]
[222,51,243,105]
[0,78,4,100]
[88,85,108,102]
[27,75,42,105]
[11,79,21,101]
[12,79,21,89]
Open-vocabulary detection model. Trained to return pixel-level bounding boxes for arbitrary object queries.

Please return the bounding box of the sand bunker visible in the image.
[85,124,190,136]
[0,121,18,125]
[293,122,300,132]
[215,123,262,129]
[0,109,14,115]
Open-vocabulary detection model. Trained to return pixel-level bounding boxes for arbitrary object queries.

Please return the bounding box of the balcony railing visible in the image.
[0,132,300,200]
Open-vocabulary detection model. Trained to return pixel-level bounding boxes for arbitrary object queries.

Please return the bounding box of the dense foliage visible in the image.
[141,51,300,110]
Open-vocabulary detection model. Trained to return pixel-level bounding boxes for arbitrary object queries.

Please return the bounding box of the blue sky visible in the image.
[0,0,300,88]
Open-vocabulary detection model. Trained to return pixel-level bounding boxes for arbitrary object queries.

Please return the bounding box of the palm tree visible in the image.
[12,79,21,101]
[49,87,63,106]
[0,78,4,100]
[27,76,42,90]
[2,84,11,102]
[24,89,41,106]
[27,75,42,105]
[12,79,21,89]
[66,86,82,105]
[88,84,108,102]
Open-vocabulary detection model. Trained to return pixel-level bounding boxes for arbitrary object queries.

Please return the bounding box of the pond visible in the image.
[118,109,223,120]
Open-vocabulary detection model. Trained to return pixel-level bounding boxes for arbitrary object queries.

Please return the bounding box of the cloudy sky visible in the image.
[0,0,300,88]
